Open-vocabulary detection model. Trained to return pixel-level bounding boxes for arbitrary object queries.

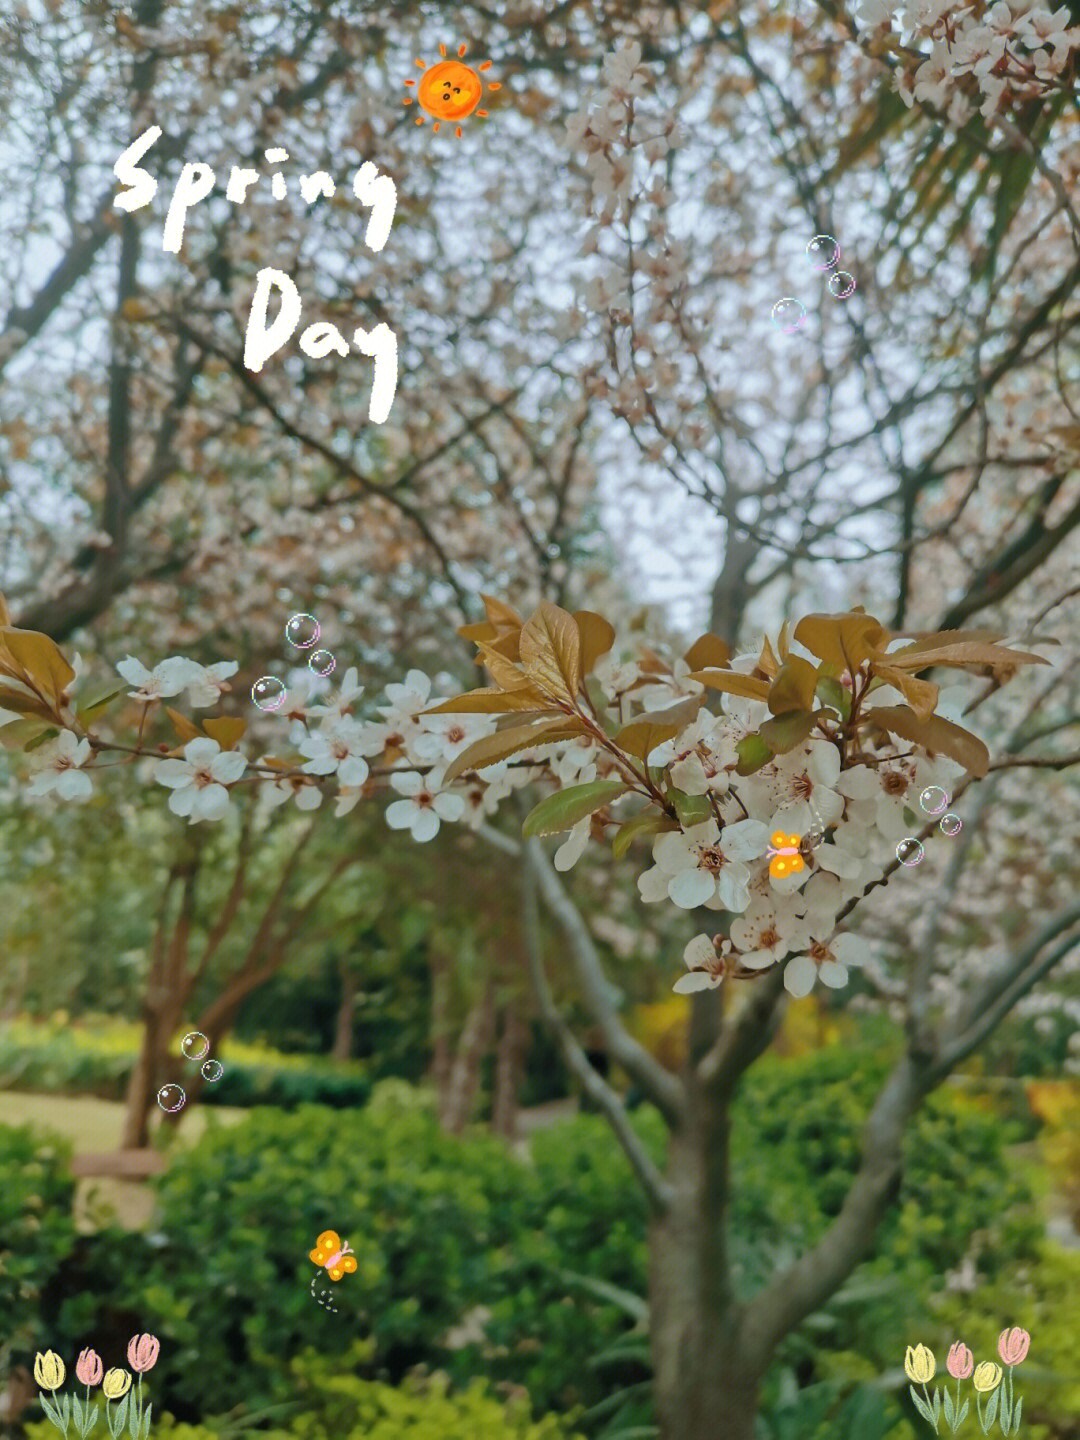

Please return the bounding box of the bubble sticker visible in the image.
[896,837,924,867]
[252,675,287,711]
[827,270,856,299]
[309,649,337,677]
[806,234,841,270]
[285,613,321,649]
[181,1030,210,1060]
[157,1083,186,1113]
[939,813,963,836]
[919,785,951,815]
[201,1058,224,1082]
[772,297,806,333]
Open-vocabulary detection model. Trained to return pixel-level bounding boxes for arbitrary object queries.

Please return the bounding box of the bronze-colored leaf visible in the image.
[519,601,583,703]
[426,686,551,715]
[444,715,586,783]
[0,593,10,627]
[882,641,1050,673]
[683,632,731,671]
[574,610,616,675]
[862,705,990,777]
[687,669,771,701]
[0,683,58,725]
[165,706,202,743]
[0,627,76,707]
[757,632,781,678]
[477,641,534,692]
[794,612,889,672]
[767,657,819,715]
[203,716,247,750]
[870,664,939,721]
[614,719,681,765]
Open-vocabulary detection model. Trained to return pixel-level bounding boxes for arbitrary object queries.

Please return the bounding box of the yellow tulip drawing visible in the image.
[102,1370,132,1401]
[34,1352,66,1391]
[905,1344,937,1384]
[973,1362,1002,1393]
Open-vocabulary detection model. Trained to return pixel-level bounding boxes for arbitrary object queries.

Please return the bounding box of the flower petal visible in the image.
[784,954,817,996]
[668,868,717,910]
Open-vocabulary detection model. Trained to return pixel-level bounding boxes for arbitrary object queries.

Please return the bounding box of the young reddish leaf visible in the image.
[520,601,584,702]
[444,716,586,783]
[165,707,202,743]
[688,669,771,701]
[735,733,773,775]
[683,632,731,672]
[758,708,818,753]
[612,809,678,858]
[863,705,990,776]
[767,657,819,715]
[522,778,630,838]
[793,612,888,672]
[574,610,616,675]
[203,716,247,750]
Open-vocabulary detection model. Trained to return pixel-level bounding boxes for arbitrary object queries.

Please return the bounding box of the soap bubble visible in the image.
[919,785,950,814]
[252,676,286,711]
[806,234,840,269]
[201,1059,224,1082]
[308,649,336,677]
[827,271,857,298]
[771,298,806,333]
[285,613,320,649]
[181,1031,209,1060]
[939,813,963,836]
[896,837,924,867]
[157,1083,186,1113]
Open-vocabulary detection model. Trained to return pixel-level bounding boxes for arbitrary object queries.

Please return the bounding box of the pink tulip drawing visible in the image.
[997,1328,1030,1366]
[75,1350,103,1387]
[947,1342,974,1380]
[126,1335,160,1374]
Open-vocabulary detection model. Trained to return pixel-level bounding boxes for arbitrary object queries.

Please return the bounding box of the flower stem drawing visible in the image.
[903,1329,1029,1437]
[35,1335,159,1440]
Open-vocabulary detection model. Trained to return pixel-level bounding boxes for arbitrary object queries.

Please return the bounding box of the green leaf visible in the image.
[998,1388,1012,1433]
[613,718,680,764]
[957,1399,969,1428]
[735,733,772,776]
[1010,1397,1021,1434]
[612,809,677,859]
[932,1388,942,1424]
[815,675,851,721]
[0,716,51,749]
[115,1394,129,1432]
[668,788,712,828]
[985,1388,999,1431]
[910,1386,936,1426]
[768,656,819,715]
[141,1403,152,1440]
[943,1387,955,1428]
[76,685,126,724]
[758,709,817,755]
[522,779,631,839]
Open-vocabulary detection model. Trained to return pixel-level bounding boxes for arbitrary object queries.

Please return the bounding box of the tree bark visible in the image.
[492,1004,527,1139]
[440,984,494,1134]
[331,961,357,1061]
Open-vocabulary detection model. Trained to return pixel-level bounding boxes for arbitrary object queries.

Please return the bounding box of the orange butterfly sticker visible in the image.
[309,1229,357,1282]
[767,831,805,879]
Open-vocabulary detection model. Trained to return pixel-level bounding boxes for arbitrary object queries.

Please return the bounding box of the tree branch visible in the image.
[521,859,672,1214]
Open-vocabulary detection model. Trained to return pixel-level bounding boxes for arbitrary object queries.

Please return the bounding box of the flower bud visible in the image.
[904,1344,936,1385]
[126,1333,160,1374]
[997,1327,1030,1366]
[973,1361,1002,1393]
[946,1342,974,1379]
[34,1351,66,1391]
[75,1349,104,1387]
[102,1369,132,1401]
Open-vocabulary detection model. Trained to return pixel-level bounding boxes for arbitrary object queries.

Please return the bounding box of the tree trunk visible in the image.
[492,1004,527,1139]
[648,1121,762,1440]
[121,993,180,1148]
[331,961,357,1060]
[440,984,494,1134]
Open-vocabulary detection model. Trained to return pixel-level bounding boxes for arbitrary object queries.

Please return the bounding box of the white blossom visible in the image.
[154,737,247,824]
[384,768,464,842]
[26,730,93,803]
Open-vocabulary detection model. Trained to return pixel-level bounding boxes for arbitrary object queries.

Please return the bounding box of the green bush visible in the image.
[0,1122,77,1358]
[0,1018,370,1109]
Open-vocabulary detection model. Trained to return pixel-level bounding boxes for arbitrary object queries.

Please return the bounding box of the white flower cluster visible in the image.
[857,1,1080,123]
[22,641,966,1002]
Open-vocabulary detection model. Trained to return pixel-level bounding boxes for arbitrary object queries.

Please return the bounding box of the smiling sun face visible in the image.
[404,43,500,137]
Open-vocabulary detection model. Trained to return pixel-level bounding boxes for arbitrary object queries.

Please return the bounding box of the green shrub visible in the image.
[0,1122,77,1359]
[0,1018,370,1109]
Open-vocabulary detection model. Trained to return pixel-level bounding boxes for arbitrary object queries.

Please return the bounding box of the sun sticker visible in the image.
[403,42,500,137]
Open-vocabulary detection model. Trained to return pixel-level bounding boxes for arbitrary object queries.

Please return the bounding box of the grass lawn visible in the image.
[0,1091,245,1231]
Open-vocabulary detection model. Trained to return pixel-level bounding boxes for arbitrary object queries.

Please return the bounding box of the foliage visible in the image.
[0,1018,370,1109]
[0,1123,77,1362]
